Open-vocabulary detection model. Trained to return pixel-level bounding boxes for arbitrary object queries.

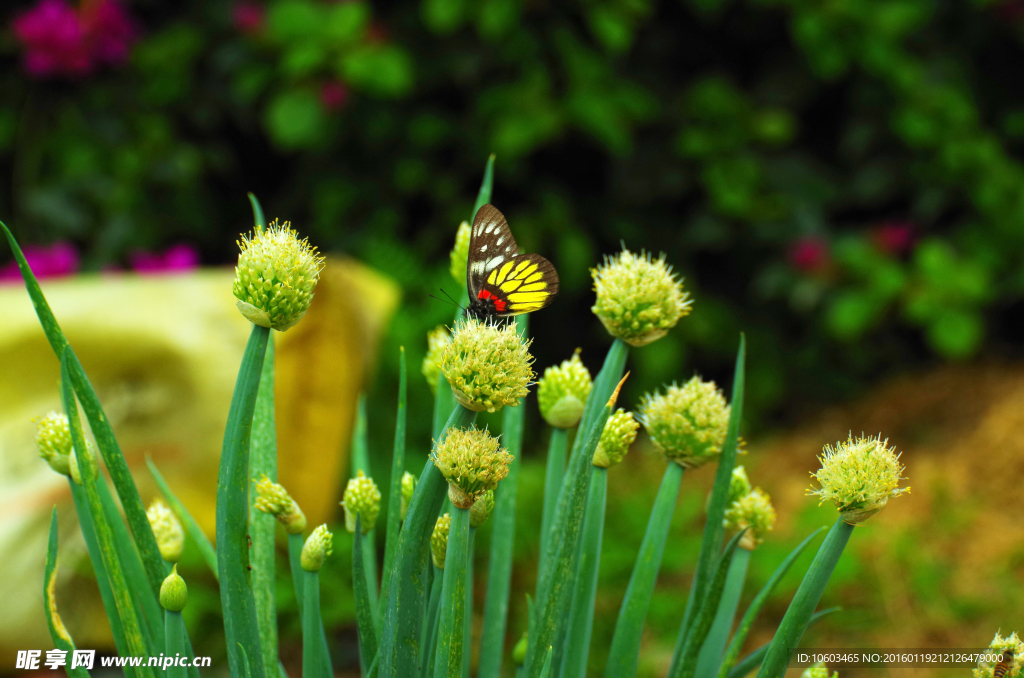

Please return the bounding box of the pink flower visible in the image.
[320,81,349,112]
[232,2,265,34]
[12,0,138,78]
[872,220,914,255]
[0,241,80,282]
[129,244,200,274]
[788,237,830,273]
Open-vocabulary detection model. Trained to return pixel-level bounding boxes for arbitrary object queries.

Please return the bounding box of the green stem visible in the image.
[755,519,854,678]
[289,533,332,677]
[604,462,685,678]
[668,336,745,676]
[60,350,153,678]
[477,316,527,678]
[251,335,279,677]
[572,340,629,461]
[559,465,607,678]
[166,610,188,678]
[302,571,325,678]
[420,567,443,678]
[378,405,477,678]
[695,548,750,678]
[434,505,470,678]
[216,323,269,678]
[381,347,408,617]
[727,608,839,678]
[354,518,379,677]
[43,508,90,678]
[462,529,476,678]
[537,427,568,585]
[716,528,825,678]
[352,396,380,619]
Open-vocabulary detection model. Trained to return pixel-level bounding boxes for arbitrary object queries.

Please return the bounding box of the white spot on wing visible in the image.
[479,244,488,252]
[484,256,503,271]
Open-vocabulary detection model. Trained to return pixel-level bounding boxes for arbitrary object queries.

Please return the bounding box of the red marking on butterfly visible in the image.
[476,289,507,312]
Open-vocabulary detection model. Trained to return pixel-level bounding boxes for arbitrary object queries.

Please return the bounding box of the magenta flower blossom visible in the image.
[0,241,80,282]
[788,237,830,273]
[873,220,915,255]
[320,81,349,112]
[129,244,200,274]
[232,2,265,34]
[12,0,137,78]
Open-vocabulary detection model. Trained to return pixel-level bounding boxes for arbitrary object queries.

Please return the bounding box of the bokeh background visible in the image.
[1,0,1023,676]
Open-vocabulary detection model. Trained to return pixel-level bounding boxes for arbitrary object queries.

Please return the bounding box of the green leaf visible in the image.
[755,520,855,678]
[147,459,218,579]
[667,335,745,676]
[726,608,839,678]
[695,548,750,678]
[422,0,468,35]
[268,0,322,41]
[265,89,328,150]
[61,349,155,678]
[216,324,270,678]
[381,347,408,616]
[539,428,568,565]
[716,528,827,678]
[378,405,477,677]
[604,462,686,677]
[559,465,607,678]
[1,220,168,600]
[420,567,443,678]
[340,45,415,98]
[44,508,91,678]
[434,506,471,677]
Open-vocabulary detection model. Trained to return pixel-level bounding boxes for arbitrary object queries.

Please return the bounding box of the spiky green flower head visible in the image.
[591,248,693,347]
[159,565,188,612]
[146,499,185,562]
[342,470,381,534]
[638,376,730,468]
[422,325,452,395]
[801,663,837,678]
[440,317,535,413]
[431,513,451,569]
[34,411,73,476]
[432,426,514,508]
[469,489,496,528]
[254,474,307,534]
[232,220,325,331]
[450,220,471,283]
[973,632,1023,678]
[537,349,592,428]
[593,408,639,468]
[808,434,910,525]
[724,488,776,550]
[300,524,333,572]
[400,471,417,521]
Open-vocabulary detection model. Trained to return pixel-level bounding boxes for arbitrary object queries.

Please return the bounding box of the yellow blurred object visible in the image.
[0,257,398,661]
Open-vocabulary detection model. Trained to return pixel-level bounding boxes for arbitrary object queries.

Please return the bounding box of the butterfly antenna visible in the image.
[440,287,466,311]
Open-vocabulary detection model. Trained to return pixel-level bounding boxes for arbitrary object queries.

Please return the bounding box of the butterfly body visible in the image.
[465,204,559,321]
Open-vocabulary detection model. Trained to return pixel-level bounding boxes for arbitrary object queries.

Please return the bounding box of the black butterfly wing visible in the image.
[467,204,521,299]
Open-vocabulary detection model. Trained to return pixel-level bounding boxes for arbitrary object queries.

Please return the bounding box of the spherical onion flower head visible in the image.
[638,376,730,469]
[439,317,535,413]
[807,434,910,525]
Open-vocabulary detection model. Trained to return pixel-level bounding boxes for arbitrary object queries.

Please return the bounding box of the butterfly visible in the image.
[465,204,559,321]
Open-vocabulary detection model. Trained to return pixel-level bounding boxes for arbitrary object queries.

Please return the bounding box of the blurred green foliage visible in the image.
[4,0,1024,444]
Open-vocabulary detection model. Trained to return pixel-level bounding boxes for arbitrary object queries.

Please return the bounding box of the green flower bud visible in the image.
[159,565,188,612]
[638,377,730,468]
[450,220,471,284]
[68,448,82,485]
[440,318,535,413]
[34,412,73,476]
[300,524,333,572]
[724,488,776,550]
[146,499,185,562]
[801,663,836,678]
[422,326,452,396]
[807,434,910,525]
[513,632,528,665]
[974,633,1022,678]
[232,220,325,331]
[433,427,514,509]
[592,409,639,468]
[431,513,451,569]
[591,248,692,347]
[342,470,382,534]
[537,349,592,428]
[469,489,495,528]
[254,475,307,534]
[400,471,417,521]
[728,466,752,504]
